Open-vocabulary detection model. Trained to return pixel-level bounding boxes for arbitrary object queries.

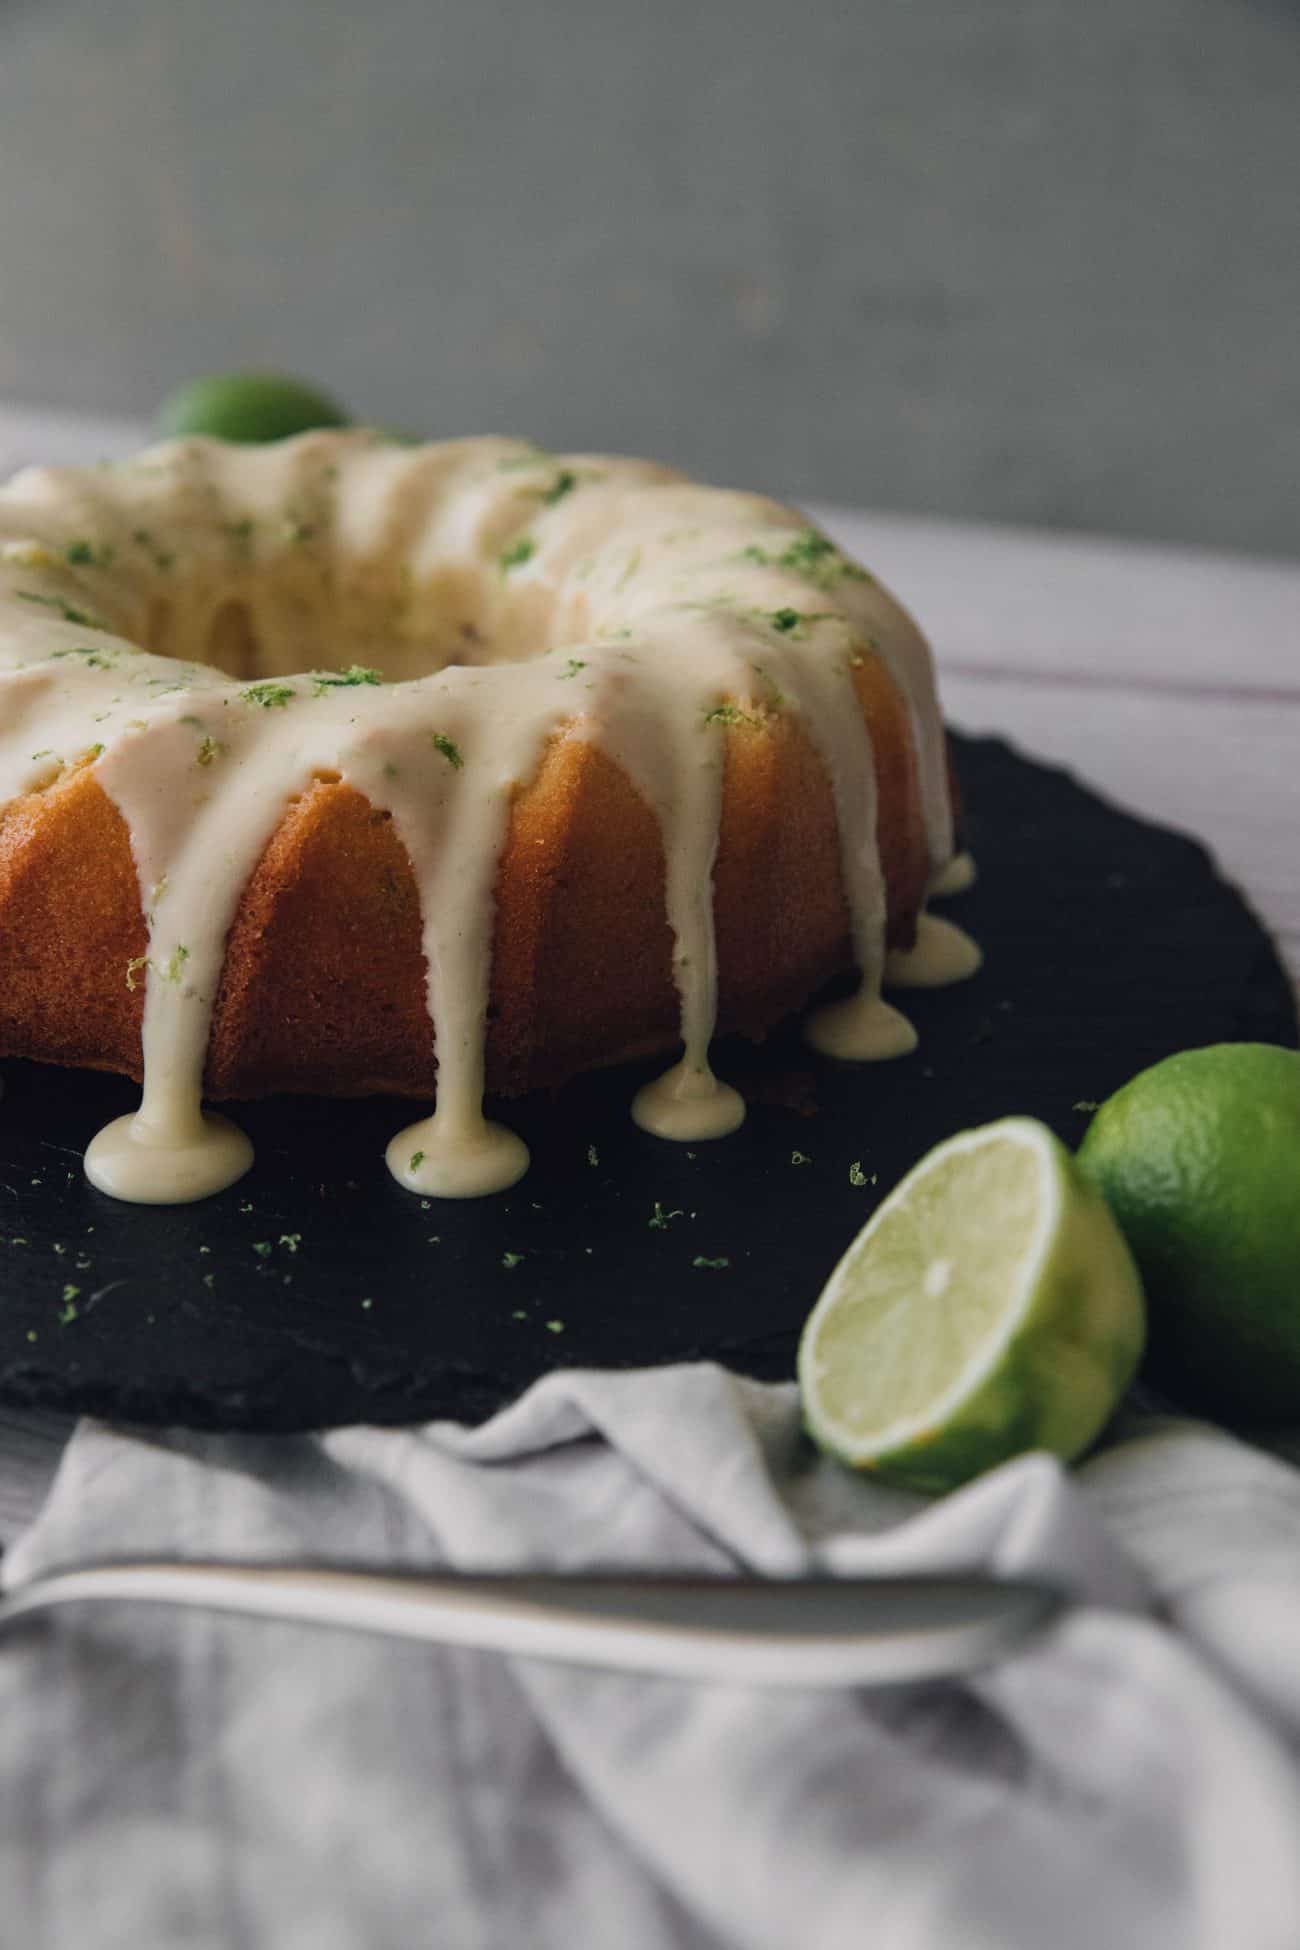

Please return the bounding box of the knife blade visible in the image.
[0,1561,1063,1687]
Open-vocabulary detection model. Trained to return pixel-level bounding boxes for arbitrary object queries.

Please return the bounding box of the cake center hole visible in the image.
[140,557,566,683]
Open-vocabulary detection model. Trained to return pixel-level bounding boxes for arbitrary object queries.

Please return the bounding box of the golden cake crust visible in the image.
[0,647,930,1099]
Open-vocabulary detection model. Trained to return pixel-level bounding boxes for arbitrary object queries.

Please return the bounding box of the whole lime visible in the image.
[155,372,350,444]
[1077,1042,1300,1425]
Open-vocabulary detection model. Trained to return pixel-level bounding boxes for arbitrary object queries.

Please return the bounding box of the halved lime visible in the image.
[799,1117,1145,1492]
[156,372,350,444]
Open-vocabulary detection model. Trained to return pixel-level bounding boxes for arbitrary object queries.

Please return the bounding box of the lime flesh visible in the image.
[799,1118,1146,1493]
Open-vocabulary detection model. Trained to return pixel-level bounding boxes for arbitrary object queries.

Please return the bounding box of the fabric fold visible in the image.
[2,1363,1298,1949]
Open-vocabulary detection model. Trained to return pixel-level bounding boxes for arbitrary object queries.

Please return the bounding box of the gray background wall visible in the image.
[0,0,1296,556]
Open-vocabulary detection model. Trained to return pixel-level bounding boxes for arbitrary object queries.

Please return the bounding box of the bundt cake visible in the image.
[0,431,978,1204]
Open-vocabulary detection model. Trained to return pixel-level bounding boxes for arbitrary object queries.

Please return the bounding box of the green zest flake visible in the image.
[51,646,117,670]
[60,1284,80,1322]
[83,743,104,762]
[431,732,464,769]
[780,528,870,587]
[409,1150,426,1171]
[703,702,762,731]
[546,1318,566,1334]
[131,527,176,572]
[587,1144,599,1166]
[769,607,801,634]
[848,1160,867,1187]
[162,945,189,984]
[740,528,870,590]
[278,1233,302,1253]
[648,1202,684,1230]
[382,760,400,780]
[361,1297,374,1310]
[124,955,149,992]
[312,665,382,693]
[500,536,536,573]
[558,658,587,679]
[242,681,297,709]
[196,735,223,767]
[1073,1099,1100,1113]
[692,1256,730,1270]
[791,1150,812,1166]
[538,469,577,507]
[64,539,114,569]
[252,1241,272,1259]
[502,1251,525,1270]
[17,589,104,628]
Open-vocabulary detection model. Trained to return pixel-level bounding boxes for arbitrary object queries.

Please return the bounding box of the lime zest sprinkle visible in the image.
[502,1251,525,1270]
[196,735,223,766]
[278,1233,302,1253]
[703,702,762,730]
[692,1256,730,1270]
[500,537,536,572]
[64,539,114,569]
[586,1144,599,1166]
[18,589,104,628]
[124,955,149,992]
[558,658,587,679]
[131,527,176,572]
[50,645,116,668]
[538,469,577,506]
[252,1242,273,1259]
[648,1202,685,1230]
[546,1318,566,1334]
[431,732,464,769]
[409,1150,426,1171]
[241,680,297,709]
[791,1150,812,1166]
[741,528,871,590]
[312,665,382,693]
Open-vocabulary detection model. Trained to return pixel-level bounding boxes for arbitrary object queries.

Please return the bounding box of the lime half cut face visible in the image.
[798,1118,1146,1494]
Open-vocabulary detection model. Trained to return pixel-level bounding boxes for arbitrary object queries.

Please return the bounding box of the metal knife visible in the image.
[0,1561,1063,1687]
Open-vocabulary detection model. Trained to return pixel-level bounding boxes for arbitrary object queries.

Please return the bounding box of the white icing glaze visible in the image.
[930,849,977,897]
[0,432,970,1203]
[884,912,984,988]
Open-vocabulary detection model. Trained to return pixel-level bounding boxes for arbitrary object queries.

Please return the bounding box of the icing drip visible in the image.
[885,912,984,988]
[85,1109,252,1206]
[631,1062,746,1143]
[0,433,969,1203]
[804,993,918,1063]
[930,849,977,897]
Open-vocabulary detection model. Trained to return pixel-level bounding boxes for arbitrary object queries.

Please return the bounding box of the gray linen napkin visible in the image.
[2,1363,1298,1949]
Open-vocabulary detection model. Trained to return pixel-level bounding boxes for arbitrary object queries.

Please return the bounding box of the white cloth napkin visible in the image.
[1,1364,1298,1949]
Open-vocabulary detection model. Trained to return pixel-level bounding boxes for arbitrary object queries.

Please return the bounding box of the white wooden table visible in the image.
[0,403,1296,1540]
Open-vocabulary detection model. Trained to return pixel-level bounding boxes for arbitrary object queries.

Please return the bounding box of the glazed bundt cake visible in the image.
[0,432,978,1203]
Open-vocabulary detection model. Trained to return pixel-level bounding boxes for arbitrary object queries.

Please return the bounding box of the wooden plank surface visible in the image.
[0,414,1294,1541]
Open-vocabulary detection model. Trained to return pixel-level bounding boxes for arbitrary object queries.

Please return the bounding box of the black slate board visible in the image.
[0,733,1293,1432]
